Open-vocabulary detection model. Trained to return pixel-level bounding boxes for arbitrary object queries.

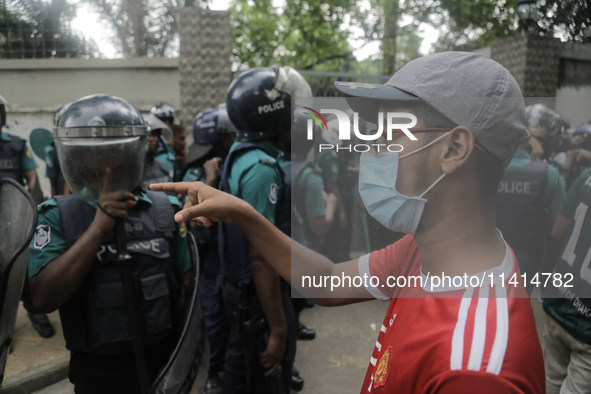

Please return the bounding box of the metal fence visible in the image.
[0,1,97,59]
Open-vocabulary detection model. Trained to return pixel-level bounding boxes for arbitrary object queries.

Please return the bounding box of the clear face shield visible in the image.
[53,126,149,202]
[275,66,313,99]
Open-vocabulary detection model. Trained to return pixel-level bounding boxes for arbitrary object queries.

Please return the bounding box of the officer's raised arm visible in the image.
[151,181,374,305]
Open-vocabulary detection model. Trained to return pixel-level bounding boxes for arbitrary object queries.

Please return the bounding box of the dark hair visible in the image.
[171,124,185,136]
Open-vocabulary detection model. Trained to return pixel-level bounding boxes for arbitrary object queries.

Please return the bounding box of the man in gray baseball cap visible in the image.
[151,51,545,393]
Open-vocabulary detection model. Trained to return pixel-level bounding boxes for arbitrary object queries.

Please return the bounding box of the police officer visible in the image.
[150,103,175,126]
[315,118,354,262]
[149,104,177,174]
[566,122,591,190]
[219,66,311,393]
[284,108,339,391]
[28,94,192,394]
[140,114,174,190]
[289,107,337,250]
[542,167,591,393]
[183,106,235,394]
[525,104,570,179]
[496,133,566,295]
[0,95,37,192]
[0,94,55,338]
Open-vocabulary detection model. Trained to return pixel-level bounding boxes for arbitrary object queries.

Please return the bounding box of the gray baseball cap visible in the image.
[335,51,529,167]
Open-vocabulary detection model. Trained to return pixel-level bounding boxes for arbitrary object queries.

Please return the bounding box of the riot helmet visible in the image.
[573,122,591,149]
[227,66,312,142]
[525,104,566,137]
[292,107,319,159]
[186,104,237,166]
[53,103,72,127]
[525,104,568,158]
[54,94,149,202]
[150,103,175,125]
[142,114,173,144]
[0,94,7,130]
[574,122,591,136]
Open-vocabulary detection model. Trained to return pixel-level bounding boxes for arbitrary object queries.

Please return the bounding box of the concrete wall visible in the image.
[0,58,181,197]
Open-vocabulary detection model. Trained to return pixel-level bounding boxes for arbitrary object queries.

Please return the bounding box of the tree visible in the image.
[229,0,424,74]
[230,0,358,72]
[86,0,190,57]
[1,0,98,58]
[407,0,591,52]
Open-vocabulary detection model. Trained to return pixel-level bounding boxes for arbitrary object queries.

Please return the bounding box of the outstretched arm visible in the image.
[150,181,373,306]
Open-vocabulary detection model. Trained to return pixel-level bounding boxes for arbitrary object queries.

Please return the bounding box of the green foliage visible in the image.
[0,0,99,58]
[86,0,189,57]
[408,0,591,52]
[230,0,366,72]
[537,0,591,43]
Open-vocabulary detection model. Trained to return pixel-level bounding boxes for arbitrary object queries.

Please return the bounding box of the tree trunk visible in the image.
[382,0,398,75]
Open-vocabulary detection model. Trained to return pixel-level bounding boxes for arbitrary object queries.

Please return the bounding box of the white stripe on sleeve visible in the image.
[486,286,509,375]
[358,253,390,301]
[467,286,489,371]
[450,288,474,370]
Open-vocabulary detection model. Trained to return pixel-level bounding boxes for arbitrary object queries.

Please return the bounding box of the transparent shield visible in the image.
[55,136,147,202]
[0,179,37,383]
[150,232,207,394]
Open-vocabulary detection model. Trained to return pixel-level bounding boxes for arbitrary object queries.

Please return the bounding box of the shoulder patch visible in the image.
[269,183,279,204]
[179,222,187,237]
[34,225,51,249]
[259,158,276,167]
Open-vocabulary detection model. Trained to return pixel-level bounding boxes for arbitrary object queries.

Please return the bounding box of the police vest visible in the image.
[0,134,25,185]
[218,143,290,284]
[55,191,178,354]
[495,160,548,255]
[140,158,171,190]
[286,160,322,250]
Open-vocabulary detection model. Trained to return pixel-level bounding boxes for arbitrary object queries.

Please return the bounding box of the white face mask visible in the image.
[358,132,450,235]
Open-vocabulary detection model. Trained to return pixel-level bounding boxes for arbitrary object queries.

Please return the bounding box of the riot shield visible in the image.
[0,178,37,384]
[150,231,208,394]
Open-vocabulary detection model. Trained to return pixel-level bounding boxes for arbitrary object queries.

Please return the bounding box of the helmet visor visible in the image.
[276,66,313,98]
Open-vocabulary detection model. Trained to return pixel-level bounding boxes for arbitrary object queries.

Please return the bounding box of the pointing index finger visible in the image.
[150,182,195,196]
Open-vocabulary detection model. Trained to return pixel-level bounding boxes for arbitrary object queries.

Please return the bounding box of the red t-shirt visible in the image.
[357,235,544,394]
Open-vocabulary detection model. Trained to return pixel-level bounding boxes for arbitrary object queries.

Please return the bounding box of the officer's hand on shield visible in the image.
[150,181,249,226]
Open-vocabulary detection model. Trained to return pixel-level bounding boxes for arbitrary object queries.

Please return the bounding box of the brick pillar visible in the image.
[491,34,561,108]
[178,7,232,138]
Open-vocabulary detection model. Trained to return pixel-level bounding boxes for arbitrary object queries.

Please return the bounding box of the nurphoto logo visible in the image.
[302,107,418,154]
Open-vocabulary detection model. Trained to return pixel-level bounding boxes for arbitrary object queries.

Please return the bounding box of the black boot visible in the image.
[291,372,304,391]
[297,322,316,340]
[204,372,223,394]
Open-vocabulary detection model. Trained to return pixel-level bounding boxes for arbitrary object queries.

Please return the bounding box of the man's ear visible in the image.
[440,126,475,175]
